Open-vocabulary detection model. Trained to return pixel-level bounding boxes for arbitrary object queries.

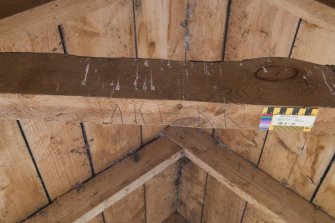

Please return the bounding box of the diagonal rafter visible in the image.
[25,127,334,223]
[25,137,183,223]
[165,127,334,223]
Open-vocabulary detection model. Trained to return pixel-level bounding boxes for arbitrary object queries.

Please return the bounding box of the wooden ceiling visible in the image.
[0,0,335,223]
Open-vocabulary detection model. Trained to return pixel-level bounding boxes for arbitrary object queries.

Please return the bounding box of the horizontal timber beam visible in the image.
[0,53,335,133]
[0,0,112,45]
[25,137,183,223]
[165,128,335,223]
[264,0,335,31]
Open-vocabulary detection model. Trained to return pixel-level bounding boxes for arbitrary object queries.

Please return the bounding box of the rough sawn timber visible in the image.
[165,127,335,223]
[25,137,183,223]
[0,53,335,133]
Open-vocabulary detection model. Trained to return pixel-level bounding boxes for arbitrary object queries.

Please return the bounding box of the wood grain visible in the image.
[85,123,141,173]
[165,127,334,223]
[0,120,48,223]
[145,162,179,223]
[0,0,115,45]
[264,0,335,31]
[314,163,335,218]
[162,212,188,223]
[225,0,299,61]
[135,0,186,60]
[1,54,335,133]
[25,137,183,223]
[186,0,228,61]
[202,176,245,223]
[63,0,135,57]
[216,129,266,164]
[292,21,335,64]
[20,120,92,199]
[177,160,207,222]
[104,186,145,223]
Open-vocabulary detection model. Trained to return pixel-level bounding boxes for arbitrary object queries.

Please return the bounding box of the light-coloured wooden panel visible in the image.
[135,0,186,60]
[216,129,266,164]
[20,120,91,199]
[85,123,141,173]
[0,120,48,223]
[145,162,179,223]
[165,127,334,223]
[142,126,165,144]
[259,132,335,200]
[162,212,188,223]
[135,0,185,140]
[177,160,207,222]
[225,0,299,60]
[104,186,145,223]
[0,25,62,53]
[314,163,335,218]
[292,21,335,64]
[242,205,270,223]
[186,0,228,61]
[263,0,335,31]
[26,137,183,222]
[63,0,142,185]
[63,0,135,57]
[202,176,245,223]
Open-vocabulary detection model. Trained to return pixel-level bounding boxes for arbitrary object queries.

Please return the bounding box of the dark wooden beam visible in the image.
[0,53,334,133]
[165,127,335,223]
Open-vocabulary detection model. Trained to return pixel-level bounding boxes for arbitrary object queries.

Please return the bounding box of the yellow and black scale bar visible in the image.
[263,107,318,132]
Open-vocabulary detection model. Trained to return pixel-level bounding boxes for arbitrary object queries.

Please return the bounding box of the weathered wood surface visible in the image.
[25,137,183,223]
[264,0,335,31]
[0,0,114,45]
[0,53,335,133]
[165,127,335,223]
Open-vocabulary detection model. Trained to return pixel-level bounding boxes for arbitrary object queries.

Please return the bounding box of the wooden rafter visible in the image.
[264,0,335,31]
[26,128,334,223]
[25,138,183,223]
[1,53,335,133]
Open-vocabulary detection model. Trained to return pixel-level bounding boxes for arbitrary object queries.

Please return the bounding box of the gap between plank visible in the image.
[288,18,302,58]
[16,120,52,203]
[80,123,96,176]
[221,0,232,61]
[199,173,209,222]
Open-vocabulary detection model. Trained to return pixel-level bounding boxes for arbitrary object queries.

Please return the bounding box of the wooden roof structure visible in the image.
[0,0,335,223]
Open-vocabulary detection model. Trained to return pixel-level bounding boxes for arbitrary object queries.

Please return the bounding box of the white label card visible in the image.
[272,115,316,127]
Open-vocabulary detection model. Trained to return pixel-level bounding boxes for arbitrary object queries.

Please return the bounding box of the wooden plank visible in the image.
[216,129,266,164]
[62,0,135,57]
[145,162,179,223]
[0,0,116,45]
[84,123,141,173]
[103,186,145,223]
[314,162,335,218]
[165,127,334,223]
[291,21,335,64]
[88,214,104,223]
[25,137,183,223]
[135,0,186,60]
[20,120,92,199]
[162,212,188,223]
[0,120,48,223]
[1,54,335,133]
[202,176,245,223]
[259,132,335,199]
[225,0,299,60]
[177,160,206,222]
[242,205,271,223]
[186,0,228,61]
[135,0,186,139]
[142,126,165,144]
[263,0,335,31]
